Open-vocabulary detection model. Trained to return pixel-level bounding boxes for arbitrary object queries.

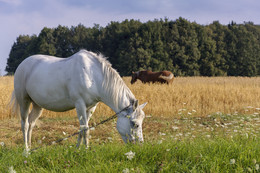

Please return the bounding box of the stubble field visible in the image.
[0,76,259,172]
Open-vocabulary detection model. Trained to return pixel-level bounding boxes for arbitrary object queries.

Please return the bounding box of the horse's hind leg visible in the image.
[28,102,43,148]
[20,100,31,151]
[75,100,87,147]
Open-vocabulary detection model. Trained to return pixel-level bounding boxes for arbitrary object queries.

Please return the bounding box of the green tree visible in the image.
[5,35,37,74]
[37,27,56,55]
[53,25,72,57]
[174,18,200,76]
[5,18,260,76]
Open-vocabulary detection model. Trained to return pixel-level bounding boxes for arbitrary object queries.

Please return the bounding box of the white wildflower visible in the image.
[230,159,236,164]
[0,142,5,147]
[158,140,163,144]
[8,166,16,173]
[159,132,166,136]
[245,133,249,138]
[256,164,259,171]
[122,168,130,173]
[125,151,135,160]
[63,131,66,135]
[90,127,95,130]
[206,135,211,138]
[178,133,183,136]
[172,126,179,130]
[166,149,170,152]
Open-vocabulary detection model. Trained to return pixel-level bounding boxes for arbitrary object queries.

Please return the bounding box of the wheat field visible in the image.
[0,76,259,120]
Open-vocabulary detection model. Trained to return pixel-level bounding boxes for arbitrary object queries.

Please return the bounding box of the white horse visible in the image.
[10,50,147,151]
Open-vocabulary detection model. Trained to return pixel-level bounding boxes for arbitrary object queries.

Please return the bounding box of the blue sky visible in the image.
[0,0,259,75]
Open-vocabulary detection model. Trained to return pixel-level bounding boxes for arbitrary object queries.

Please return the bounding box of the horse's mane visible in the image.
[82,50,135,109]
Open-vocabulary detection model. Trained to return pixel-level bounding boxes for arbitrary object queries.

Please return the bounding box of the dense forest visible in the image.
[5,17,260,76]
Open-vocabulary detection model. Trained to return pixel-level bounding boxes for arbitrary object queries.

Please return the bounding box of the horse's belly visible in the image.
[26,82,75,112]
[40,100,75,112]
[31,95,75,112]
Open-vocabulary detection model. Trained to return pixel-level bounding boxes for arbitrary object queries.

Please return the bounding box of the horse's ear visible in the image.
[133,100,139,110]
[132,71,135,74]
[139,102,147,110]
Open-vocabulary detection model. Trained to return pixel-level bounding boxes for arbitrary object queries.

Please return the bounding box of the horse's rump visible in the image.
[131,70,174,84]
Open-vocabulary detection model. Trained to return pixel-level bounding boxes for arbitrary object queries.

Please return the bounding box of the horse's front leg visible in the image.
[82,104,98,147]
[75,100,87,148]
[75,101,98,148]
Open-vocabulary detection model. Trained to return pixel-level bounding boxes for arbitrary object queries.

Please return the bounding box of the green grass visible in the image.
[1,135,259,172]
[1,112,259,172]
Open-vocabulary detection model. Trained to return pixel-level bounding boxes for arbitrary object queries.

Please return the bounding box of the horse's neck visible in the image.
[100,87,133,113]
[97,70,134,113]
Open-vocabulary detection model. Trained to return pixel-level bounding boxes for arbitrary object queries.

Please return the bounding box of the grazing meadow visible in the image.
[0,76,259,172]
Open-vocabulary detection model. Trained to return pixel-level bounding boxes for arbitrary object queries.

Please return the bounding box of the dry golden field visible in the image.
[0,76,259,120]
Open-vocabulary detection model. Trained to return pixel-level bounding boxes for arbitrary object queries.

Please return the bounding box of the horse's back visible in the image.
[15,55,71,91]
[13,53,98,111]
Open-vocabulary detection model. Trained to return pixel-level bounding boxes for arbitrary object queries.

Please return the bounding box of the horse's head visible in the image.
[130,71,139,84]
[116,100,147,143]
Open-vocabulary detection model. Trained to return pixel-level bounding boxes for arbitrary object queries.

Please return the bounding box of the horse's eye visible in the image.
[130,121,135,127]
[130,121,139,128]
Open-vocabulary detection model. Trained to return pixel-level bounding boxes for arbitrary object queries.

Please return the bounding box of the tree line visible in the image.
[5,17,260,76]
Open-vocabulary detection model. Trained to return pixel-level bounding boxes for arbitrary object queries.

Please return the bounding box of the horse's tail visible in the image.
[9,90,20,118]
[159,73,174,81]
